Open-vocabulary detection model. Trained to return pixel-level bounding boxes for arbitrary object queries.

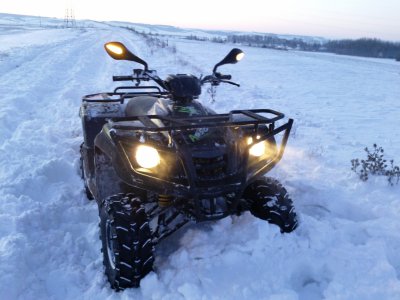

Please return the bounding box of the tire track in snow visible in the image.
[0,27,136,299]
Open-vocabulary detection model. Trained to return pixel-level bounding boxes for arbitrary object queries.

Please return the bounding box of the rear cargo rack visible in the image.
[82,88,169,104]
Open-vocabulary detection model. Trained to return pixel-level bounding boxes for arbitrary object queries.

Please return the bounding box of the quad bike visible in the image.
[79,41,298,290]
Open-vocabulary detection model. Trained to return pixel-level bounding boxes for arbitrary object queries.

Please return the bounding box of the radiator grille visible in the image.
[192,154,227,180]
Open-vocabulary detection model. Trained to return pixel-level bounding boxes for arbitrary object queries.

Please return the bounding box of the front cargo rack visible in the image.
[108,110,294,171]
[108,109,289,132]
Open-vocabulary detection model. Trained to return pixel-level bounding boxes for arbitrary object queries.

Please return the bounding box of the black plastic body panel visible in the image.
[80,101,124,147]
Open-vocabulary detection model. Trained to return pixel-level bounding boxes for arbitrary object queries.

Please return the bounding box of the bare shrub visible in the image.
[351,144,400,185]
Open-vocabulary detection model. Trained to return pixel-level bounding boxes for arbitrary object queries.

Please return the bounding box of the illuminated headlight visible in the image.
[249,140,266,157]
[135,145,160,168]
[247,136,268,157]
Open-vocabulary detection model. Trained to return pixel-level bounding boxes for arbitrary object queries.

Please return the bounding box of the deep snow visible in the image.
[1,14,400,300]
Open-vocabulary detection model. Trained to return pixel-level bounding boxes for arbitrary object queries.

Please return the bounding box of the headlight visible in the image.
[249,140,266,157]
[135,145,160,168]
[247,136,276,158]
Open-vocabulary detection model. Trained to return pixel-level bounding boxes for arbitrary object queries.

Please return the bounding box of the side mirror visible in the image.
[213,48,244,74]
[104,41,148,70]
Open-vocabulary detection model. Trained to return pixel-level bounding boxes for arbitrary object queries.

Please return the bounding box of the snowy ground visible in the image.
[1,14,400,300]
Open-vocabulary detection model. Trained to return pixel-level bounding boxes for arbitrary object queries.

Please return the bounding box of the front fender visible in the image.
[94,125,133,186]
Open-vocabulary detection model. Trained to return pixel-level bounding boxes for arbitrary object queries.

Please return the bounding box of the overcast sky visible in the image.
[1,0,399,40]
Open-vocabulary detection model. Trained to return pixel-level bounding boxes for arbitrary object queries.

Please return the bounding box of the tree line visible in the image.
[324,38,400,60]
[186,34,400,61]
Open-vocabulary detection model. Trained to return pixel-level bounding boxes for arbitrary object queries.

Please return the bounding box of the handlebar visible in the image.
[113,70,240,91]
[217,74,232,80]
[113,75,134,81]
[201,73,239,87]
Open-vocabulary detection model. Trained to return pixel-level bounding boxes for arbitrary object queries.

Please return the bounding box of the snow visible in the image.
[1,14,400,300]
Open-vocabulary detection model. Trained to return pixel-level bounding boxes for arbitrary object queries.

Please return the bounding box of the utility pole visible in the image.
[64,6,76,28]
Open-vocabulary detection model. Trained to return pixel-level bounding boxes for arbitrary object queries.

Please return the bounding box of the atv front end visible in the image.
[96,109,293,222]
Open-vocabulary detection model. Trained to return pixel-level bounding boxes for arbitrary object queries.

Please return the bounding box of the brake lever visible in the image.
[221,80,240,87]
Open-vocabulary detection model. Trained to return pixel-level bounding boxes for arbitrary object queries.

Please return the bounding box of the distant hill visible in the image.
[2,12,397,60]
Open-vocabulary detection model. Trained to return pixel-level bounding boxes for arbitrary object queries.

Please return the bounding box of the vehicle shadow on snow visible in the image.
[154,221,215,261]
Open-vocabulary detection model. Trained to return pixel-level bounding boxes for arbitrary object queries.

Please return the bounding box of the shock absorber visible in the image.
[158,194,173,207]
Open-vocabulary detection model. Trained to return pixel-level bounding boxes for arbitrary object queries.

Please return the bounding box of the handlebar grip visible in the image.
[113,75,133,81]
[219,74,232,80]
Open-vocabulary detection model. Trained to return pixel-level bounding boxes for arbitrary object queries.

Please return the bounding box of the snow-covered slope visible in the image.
[106,20,327,43]
[0,15,400,300]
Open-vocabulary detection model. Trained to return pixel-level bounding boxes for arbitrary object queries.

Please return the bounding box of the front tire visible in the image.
[99,193,154,290]
[243,177,298,233]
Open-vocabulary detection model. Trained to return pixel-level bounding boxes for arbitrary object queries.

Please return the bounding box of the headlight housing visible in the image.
[135,145,160,168]
[120,141,187,185]
[246,135,279,180]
